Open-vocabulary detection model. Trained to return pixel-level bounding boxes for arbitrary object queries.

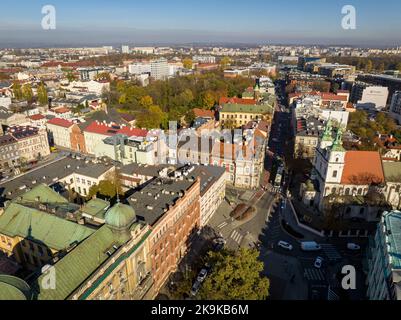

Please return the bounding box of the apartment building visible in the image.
[7,126,50,162]
[389,91,401,124]
[128,173,201,292]
[150,59,169,81]
[46,118,74,149]
[0,134,20,170]
[219,103,273,128]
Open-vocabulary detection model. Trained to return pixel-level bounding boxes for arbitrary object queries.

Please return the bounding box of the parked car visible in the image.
[314,257,324,269]
[197,269,208,283]
[301,241,321,251]
[347,243,361,251]
[190,281,201,296]
[277,241,293,251]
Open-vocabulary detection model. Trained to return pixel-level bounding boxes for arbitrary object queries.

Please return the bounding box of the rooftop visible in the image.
[128,171,198,225]
[220,103,273,114]
[341,151,385,185]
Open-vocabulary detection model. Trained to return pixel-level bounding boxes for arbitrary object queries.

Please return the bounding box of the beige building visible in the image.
[7,126,50,162]
[220,103,273,128]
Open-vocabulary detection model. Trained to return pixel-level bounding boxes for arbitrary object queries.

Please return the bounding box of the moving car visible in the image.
[347,243,361,251]
[314,257,324,269]
[197,269,208,283]
[300,241,321,251]
[278,240,293,251]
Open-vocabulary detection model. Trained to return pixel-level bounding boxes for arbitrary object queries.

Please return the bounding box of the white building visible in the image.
[121,45,130,54]
[0,96,12,109]
[128,63,151,75]
[151,59,169,80]
[351,83,389,110]
[193,55,216,64]
[46,118,74,149]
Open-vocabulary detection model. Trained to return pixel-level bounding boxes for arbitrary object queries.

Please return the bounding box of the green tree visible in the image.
[199,249,270,300]
[37,82,48,105]
[66,71,77,83]
[136,105,167,129]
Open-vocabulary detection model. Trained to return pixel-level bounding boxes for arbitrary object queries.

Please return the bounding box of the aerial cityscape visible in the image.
[1,0,401,307]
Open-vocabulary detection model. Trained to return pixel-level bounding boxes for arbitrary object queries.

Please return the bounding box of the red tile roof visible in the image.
[341,151,384,185]
[193,108,215,118]
[219,97,257,105]
[29,114,45,121]
[84,121,148,137]
[54,107,71,114]
[47,118,73,128]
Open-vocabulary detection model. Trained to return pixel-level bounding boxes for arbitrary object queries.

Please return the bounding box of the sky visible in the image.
[0,0,401,47]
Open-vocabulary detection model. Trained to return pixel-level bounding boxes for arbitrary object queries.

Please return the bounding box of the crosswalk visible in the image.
[304,268,326,282]
[321,244,342,261]
[217,221,228,229]
[230,230,244,245]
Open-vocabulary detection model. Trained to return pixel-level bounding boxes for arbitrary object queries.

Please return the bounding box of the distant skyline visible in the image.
[1,0,401,48]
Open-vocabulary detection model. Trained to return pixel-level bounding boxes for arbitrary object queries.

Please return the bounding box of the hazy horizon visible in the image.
[1,0,401,48]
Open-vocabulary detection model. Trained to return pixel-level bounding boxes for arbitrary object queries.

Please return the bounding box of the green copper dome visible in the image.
[105,203,136,230]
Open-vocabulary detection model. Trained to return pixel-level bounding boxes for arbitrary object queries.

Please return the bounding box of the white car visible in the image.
[347,243,361,251]
[314,257,324,269]
[278,241,293,251]
[197,269,208,283]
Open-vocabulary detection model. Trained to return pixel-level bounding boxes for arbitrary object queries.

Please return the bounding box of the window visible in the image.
[332,170,338,178]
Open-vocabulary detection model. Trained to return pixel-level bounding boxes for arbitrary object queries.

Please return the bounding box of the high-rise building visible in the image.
[150,58,169,81]
[121,45,130,54]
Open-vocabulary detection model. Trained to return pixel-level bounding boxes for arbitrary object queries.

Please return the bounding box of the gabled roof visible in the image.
[341,151,385,185]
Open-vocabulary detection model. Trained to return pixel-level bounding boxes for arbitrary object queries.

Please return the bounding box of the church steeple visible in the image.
[321,119,333,142]
[331,127,345,152]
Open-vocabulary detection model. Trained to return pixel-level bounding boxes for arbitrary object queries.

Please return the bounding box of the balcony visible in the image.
[130,273,153,300]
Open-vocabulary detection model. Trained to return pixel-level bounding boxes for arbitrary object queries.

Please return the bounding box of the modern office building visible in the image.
[389,91,401,124]
[351,82,389,110]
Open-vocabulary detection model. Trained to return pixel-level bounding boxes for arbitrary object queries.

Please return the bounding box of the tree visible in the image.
[37,82,48,105]
[66,71,77,83]
[199,248,270,300]
[182,58,193,70]
[87,170,123,200]
[365,60,373,73]
[139,95,154,109]
[220,57,231,69]
[201,91,215,109]
[136,105,167,129]
[397,62,401,72]
[12,81,23,100]
[22,84,33,102]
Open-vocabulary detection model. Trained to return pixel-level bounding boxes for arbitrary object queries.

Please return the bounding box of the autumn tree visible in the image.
[136,105,167,129]
[220,57,232,69]
[22,84,33,102]
[199,248,270,300]
[87,170,123,201]
[182,58,193,69]
[12,81,23,100]
[201,91,216,109]
[37,82,48,105]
